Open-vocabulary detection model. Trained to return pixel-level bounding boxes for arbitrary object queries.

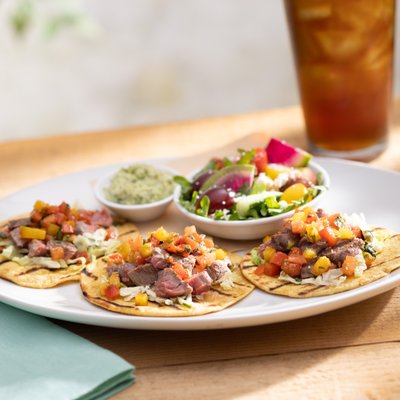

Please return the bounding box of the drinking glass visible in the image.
[285,0,395,161]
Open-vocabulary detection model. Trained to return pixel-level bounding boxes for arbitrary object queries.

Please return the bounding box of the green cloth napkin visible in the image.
[0,303,135,400]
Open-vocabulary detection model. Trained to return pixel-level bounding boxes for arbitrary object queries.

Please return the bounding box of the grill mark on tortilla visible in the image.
[233,281,252,288]
[18,267,47,275]
[242,263,256,269]
[91,295,139,309]
[387,234,400,241]
[118,229,138,238]
[369,255,400,269]
[298,286,321,296]
[0,259,9,265]
[268,282,290,291]
[82,268,98,280]
[210,287,232,297]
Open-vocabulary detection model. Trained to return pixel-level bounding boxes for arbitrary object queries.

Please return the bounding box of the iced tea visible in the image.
[285,0,395,160]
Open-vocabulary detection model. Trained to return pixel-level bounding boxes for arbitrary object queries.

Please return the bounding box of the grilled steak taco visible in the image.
[0,200,137,288]
[241,207,400,297]
[80,225,254,316]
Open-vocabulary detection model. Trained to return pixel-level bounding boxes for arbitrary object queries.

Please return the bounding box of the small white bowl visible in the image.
[173,160,330,240]
[94,164,177,222]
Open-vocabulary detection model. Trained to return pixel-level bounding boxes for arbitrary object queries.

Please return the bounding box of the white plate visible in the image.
[0,158,399,330]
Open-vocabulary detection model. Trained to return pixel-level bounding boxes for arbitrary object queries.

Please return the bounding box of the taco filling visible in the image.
[0,200,137,288]
[241,207,399,297]
[81,225,254,316]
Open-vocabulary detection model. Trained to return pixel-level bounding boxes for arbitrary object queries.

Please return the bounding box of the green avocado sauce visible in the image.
[104,164,175,205]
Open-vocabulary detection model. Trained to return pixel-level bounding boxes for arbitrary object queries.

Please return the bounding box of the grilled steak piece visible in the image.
[74,221,98,234]
[187,271,212,295]
[10,228,28,248]
[154,268,192,298]
[108,263,136,285]
[28,239,48,257]
[8,218,33,230]
[47,240,78,260]
[320,238,364,265]
[90,209,113,228]
[60,241,78,260]
[300,264,314,279]
[127,263,158,286]
[298,237,328,255]
[207,260,230,282]
[150,247,170,270]
[270,227,299,252]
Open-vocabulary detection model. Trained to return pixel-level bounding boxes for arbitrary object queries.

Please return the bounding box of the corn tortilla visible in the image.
[80,252,255,317]
[0,215,138,289]
[240,228,400,298]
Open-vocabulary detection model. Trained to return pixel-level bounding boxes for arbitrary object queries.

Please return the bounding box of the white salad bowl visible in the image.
[173,160,330,240]
[94,164,177,222]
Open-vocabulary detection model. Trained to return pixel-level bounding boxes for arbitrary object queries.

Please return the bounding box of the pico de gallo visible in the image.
[0,200,120,269]
[250,207,382,286]
[175,139,326,221]
[101,225,234,306]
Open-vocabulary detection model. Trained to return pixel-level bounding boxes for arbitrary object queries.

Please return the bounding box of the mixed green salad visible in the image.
[174,138,327,221]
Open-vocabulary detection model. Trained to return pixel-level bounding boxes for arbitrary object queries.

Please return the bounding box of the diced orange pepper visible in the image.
[291,220,306,235]
[342,256,357,277]
[328,213,341,229]
[172,262,189,280]
[203,237,214,248]
[50,246,64,260]
[319,227,338,247]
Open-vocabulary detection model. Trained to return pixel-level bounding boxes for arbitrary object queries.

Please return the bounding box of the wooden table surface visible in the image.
[1,102,400,399]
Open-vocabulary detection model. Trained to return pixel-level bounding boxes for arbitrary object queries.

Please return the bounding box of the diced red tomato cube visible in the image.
[289,247,302,256]
[54,213,66,225]
[255,264,266,275]
[30,209,43,223]
[270,251,288,267]
[263,263,281,276]
[281,261,302,277]
[46,205,60,215]
[61,222,75,234]
[40,214,57,229]
[105,284,120,300]
[58,202,70,215]
[287,254,307,265]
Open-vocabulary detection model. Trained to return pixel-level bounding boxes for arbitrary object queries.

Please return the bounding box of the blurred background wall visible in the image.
[0,0,399,141]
